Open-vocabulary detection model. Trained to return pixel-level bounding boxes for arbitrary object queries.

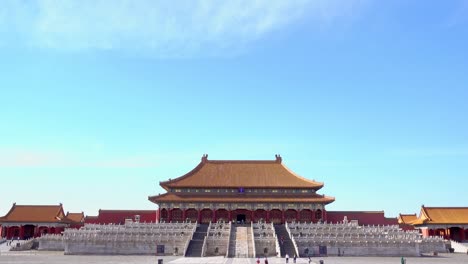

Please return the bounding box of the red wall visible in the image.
[327,211,398,226]
[85,210,157,225]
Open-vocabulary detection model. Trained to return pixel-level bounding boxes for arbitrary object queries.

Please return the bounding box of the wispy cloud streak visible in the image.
[0,0,366,57]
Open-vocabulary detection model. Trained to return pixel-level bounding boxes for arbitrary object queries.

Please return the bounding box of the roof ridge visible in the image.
[424,206,468,209]
[15,204,62,207]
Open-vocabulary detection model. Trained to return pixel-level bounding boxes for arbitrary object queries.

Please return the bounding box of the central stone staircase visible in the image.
[185,224,208,257]
[228,225,254,258]
[274,224,297,258]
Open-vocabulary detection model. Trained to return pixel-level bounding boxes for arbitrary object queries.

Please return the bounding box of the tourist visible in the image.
[285,253,289,263]
[293,254,297,263]
[264,257,269,264]
[257,258,260,264]
[308,256,312,264]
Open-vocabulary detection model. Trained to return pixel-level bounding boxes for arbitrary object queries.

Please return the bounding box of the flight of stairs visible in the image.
[185,224,208,257]
[228,225,253,258]
[274,224,297,258]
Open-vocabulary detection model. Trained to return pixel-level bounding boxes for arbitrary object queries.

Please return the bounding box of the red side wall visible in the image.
[327,211,398,226]
[85,210,157,224]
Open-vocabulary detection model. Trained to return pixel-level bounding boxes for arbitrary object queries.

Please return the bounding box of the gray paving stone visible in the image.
[0,251,467,264]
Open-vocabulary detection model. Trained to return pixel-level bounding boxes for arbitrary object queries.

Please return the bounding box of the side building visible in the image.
[399,205,468,242]
[0,203,83,239]
[149,154,335,224]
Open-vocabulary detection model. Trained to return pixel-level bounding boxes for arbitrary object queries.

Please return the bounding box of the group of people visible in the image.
[285,253,300,263]
[257,254,313,264]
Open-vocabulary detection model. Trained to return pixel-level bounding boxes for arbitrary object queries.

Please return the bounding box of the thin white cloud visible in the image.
[1,0,367,57]
[0,149,69,167]
[0,148,200,168]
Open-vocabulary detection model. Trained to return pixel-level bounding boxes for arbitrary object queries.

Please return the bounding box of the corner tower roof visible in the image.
[160,154,324,190]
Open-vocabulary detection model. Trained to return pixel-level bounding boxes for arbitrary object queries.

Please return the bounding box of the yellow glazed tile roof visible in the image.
[0,204,71,224]
[66,212,84,223]
[398,214,418,224]
[419,206,468,225]
[160,155,324,190]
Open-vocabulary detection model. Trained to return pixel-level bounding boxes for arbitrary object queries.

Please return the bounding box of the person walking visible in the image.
[293,254,297,263]
[264,257,269,264]
[285,253,289,263]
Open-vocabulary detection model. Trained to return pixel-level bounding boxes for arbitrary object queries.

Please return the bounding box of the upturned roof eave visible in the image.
[159,156,325,190]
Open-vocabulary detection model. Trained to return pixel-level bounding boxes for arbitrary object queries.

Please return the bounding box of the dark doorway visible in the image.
[319,246,327,256]
[237,214,246,224]
[23,225,35,239]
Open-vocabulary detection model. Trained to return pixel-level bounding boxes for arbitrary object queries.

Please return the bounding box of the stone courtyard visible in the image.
[0,251,467,264]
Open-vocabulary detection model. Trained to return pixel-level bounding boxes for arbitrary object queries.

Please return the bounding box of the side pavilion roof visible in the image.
[411,206,468,225]
[0,203,73,224]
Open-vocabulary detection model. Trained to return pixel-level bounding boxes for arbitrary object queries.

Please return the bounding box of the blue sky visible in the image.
[1,0,467,218]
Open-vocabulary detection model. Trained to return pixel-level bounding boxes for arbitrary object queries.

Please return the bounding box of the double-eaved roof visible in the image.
[150,155,334,205]
[160,154,324,190]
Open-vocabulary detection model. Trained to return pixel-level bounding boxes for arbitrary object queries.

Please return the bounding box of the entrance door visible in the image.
[237,214,246,224]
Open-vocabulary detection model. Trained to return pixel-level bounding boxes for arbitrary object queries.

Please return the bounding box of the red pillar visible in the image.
[460,228,465,241]
[281,210,285,224]
[168,208,172,223]
[182,209,187,221]
[296,210,300,222]
[197,209,201,223]
[228,210,232,222]
[19,226,25,239]
[157,208,161,223]
[266,210,270,223]
[323,209,327,222]
[212,210,217,223]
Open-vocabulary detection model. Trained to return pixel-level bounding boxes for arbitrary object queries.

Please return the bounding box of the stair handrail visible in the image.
[285,222,299,258]
[201,235,208,257]
[182,238,190,257]
[450,239,468,253]
[183,222,198,256]
[273,223,281,257]
[225,221,232,258]
[250,222,256,257]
